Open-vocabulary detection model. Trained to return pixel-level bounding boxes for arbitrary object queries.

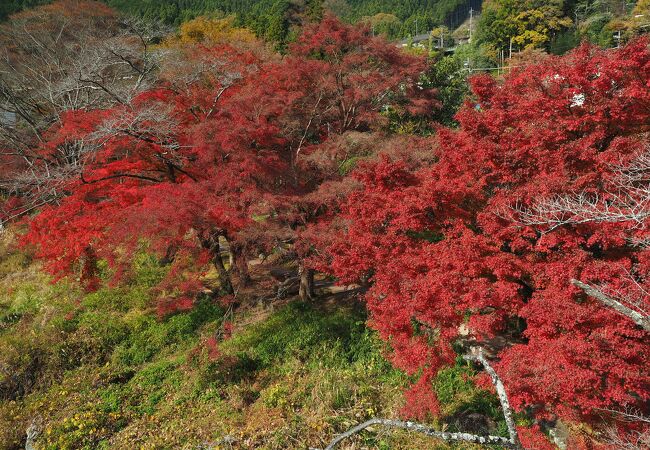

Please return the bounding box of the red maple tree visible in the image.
[17,14,435,302]
[328,39,650,443]
[8,3,649,446]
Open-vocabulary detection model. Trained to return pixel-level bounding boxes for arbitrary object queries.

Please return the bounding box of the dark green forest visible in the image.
[0,1,50,21]
[0,0,481,37]
[3,0,647,51]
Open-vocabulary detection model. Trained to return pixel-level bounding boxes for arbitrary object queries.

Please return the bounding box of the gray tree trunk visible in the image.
[200,232,234,295]
[299,264,315,301]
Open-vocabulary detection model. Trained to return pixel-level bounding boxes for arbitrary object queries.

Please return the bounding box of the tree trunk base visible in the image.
[299,265,315,301]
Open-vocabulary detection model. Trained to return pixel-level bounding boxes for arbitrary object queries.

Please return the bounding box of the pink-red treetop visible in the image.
[328,40,650,431]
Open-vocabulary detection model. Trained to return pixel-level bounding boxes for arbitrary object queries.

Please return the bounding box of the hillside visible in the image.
[0,230,507,449]
[0,1,649,449]
[1,0,478,38]
[3,0,648,48]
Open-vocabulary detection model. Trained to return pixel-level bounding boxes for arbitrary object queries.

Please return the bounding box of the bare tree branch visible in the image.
[322,347,522,449]
[504,148,650,232]
[323,418,516,450]
[464,347,522,448]
[0,8,165,221]
[599,407,650,450]
[503,149,650,333]
[571,279,650,331]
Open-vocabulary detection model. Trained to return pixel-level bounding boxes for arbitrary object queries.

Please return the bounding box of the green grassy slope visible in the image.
[0,231,508,449]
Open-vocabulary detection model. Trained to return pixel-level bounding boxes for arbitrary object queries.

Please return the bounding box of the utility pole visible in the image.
[469,7,473,43]
[415,18,418,37]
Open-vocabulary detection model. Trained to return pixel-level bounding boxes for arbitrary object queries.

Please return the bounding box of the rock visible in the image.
[548,420,570,450]
[25,418,42,450]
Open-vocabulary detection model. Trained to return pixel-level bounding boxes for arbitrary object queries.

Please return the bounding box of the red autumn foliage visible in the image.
[16,13,433,302]
[517,425,557,450]
[4,2,649,446]
[329,39,650,433]
[205,336,221,361]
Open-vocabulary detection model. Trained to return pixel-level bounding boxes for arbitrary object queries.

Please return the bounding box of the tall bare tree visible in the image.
[0,1,166,223]
[506,147,650,331]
